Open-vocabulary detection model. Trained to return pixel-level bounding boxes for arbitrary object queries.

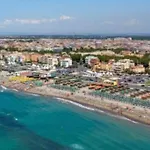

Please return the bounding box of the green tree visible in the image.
[70,54,82,62]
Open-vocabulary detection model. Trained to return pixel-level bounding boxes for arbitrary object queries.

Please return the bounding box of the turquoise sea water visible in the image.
[0,88,150,150]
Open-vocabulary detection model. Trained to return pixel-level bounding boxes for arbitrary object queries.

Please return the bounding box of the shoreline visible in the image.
[1,84,150,126]
[55,97,139,124]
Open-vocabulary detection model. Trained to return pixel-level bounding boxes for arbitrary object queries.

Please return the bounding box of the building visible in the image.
[92,62,112,72]
[52,47,63,53]
[6,54,18,65]
[85,56,99,66]
[24,54,31,62]
[47,57,58,66]
[17,54,26,63]
[0,60,5,66]
[60,56,72,68]
[121,51,144,58]
[24,53,41,63]
[108,59,115,64]
[90,58,100,67]
[39,55,51,64]
[39,55,58,66]
[30,54,41,62]
[113,59,135,72]
[131,65,145,73]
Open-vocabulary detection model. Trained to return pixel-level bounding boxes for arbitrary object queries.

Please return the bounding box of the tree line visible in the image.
[1,46,150,67]
[69,53,150,68]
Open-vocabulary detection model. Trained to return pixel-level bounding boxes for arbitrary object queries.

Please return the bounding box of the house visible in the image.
[92,62,113,72]
[131,65,145,73]
[52,47,63,53]
[47,57,58,66]
[60,56,72,68]
[0,60,5,66]
[6,54,17,65]
[24,53,41,63]
[39,55,49,64]
[24,54,31,62]
[85,56,99,66]
[39,55,58,66]
[17,55,26,63]
[30,54,41,62]
[90,58,100,67]
[112,59,135,72]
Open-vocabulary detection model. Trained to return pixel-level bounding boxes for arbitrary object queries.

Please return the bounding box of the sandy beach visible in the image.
[1,72,150,126]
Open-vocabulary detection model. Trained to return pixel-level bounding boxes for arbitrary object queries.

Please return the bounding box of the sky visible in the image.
[0,0,150,35]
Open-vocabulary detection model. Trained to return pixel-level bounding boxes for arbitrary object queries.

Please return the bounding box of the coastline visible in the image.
[1,84,150,126]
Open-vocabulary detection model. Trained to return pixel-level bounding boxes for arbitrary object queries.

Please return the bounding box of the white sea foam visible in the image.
[107,113,138,124]
[28,93,40,97]
[56,97,95,111]
[0,90,4,93]
[96,109,105,113]
[131,120,138,124]
[71,144,84,150]
[15,118,18,121]
[1,85,7,90]
[121,117,138,124]
[12,89,18,92]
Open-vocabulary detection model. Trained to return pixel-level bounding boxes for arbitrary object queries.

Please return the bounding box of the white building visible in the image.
[85,56,99,66]
[6,55,17,65]
[39,55,58,66]
[47,57,58,66]
[0,60,5,66]
[113,59,135,72]
[131,65,145,73]
[60,57,72,68]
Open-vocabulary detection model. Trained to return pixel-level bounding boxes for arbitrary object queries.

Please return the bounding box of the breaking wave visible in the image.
[1,85,7,90]
[56,97,95,111]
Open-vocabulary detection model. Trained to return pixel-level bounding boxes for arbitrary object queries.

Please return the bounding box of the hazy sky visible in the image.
[0,0,150,34]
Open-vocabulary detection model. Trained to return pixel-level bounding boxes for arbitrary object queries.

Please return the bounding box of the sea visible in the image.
[0,86,150,150]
